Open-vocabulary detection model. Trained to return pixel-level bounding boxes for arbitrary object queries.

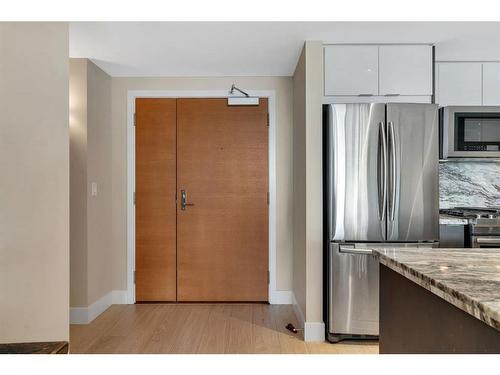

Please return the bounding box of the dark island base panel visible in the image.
[0,341,69,354]
[380,265,500,354]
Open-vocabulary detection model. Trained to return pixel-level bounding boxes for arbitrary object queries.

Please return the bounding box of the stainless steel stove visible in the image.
[440,207,500,248]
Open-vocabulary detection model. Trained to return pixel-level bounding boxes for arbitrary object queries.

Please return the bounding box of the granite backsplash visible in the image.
[439,161,500,209]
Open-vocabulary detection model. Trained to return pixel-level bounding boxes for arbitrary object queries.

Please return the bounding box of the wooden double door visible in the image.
[135,98,269,302]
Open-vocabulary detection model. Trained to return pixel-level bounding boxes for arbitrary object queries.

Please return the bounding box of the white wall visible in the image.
[111,77,294,295]
[292,41,324,341]
[0,22,69,343]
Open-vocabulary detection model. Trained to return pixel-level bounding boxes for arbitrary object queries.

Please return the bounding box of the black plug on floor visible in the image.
[285,323,303,334]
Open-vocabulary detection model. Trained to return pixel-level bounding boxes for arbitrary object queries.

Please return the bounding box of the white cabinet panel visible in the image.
[483,63,500,105]
[436,63,482,106]
[324,45,378,96]
[379,45,432,96]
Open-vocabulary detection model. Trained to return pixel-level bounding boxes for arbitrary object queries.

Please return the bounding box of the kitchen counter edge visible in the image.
[372,248,500,332]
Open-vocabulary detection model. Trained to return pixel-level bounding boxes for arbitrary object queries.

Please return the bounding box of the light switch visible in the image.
[91,182,98,196]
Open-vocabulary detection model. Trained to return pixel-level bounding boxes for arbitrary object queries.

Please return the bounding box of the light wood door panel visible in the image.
[135,98,177,301]
[176,98,269,301]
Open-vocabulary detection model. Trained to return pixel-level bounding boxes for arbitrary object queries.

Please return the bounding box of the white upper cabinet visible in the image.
[324,45,379,96]
[482,63,500,105]
[378,45,433,96]
[324,44,433,98]
[436,63,482,106]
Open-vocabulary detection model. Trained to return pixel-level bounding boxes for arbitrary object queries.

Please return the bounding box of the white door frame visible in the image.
[126,90,281,304]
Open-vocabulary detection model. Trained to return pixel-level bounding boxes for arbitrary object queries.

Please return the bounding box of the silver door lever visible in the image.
[181,190,195,210]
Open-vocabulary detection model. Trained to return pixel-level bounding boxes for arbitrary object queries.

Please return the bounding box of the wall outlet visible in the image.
[91,182,98,197]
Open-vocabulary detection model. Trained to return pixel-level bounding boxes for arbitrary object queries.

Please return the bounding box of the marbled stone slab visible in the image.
[439,161,500,209]
[372,247,500,332]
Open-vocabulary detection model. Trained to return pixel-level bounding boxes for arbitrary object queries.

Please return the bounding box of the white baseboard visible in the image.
[269,290,293,304]
[70,290,128,325]
[111,290,128,304]
[304,321,325,342]
[291,292,325,342]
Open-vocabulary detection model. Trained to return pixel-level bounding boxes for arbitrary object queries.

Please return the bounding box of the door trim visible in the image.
[126,90,278,304]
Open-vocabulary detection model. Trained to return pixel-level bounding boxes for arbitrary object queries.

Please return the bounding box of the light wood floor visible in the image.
[70,304,379,354]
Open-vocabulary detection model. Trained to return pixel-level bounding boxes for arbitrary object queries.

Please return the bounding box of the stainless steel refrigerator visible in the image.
[323,103,440,343]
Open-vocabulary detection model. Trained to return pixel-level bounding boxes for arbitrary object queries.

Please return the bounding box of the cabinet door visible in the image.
[324,45,378,96]
[379,45,433,96]
[436,63,482,106]
[483,63,500,105]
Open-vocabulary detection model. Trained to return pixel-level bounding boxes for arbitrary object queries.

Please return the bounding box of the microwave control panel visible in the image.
[462,145,500,151]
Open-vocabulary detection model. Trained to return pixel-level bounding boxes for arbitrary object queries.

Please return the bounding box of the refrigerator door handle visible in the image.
[378,122,387,221]
[339,245,374,255]
[388,121,397,221]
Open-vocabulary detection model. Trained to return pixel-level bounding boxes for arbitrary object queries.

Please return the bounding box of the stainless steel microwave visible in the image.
[440,106,500,159]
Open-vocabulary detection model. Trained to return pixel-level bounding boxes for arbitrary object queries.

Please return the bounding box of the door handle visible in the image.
[180,190,195,211]
[475,237,500,244]
[378,122,387,221]
[388,121,397,221]
[339,246,373,255]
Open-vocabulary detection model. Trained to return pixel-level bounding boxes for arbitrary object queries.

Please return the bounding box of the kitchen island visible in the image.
[372,247,500,353]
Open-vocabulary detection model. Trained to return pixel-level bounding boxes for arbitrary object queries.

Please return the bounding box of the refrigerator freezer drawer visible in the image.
[329,243,379,336]
[328,241,439,338]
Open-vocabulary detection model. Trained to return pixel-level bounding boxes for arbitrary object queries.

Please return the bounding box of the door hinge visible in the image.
[267,271,270,285]
[133,192,136,205]
[267,113,270,127]
[267,192,270,205]
[134,113,136,126]
[134,271,136,284]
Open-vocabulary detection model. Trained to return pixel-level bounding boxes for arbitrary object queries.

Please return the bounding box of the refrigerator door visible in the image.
[326,103,387,242]
[386,103,439,242]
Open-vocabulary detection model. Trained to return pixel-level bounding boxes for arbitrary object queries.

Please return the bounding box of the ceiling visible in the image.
[69,22,500,77]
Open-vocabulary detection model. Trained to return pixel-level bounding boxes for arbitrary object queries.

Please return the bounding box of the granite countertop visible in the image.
[439,214,469,225]
[372,247,500,332]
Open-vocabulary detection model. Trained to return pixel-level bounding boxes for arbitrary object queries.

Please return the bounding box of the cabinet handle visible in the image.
[476,237,500,244]
[384,93,401,96]
[358,94,374,97]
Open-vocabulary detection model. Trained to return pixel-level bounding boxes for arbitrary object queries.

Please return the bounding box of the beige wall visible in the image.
[87,61,113,305]
[70,59,88,307]
[292,48,307,317]
[0,22,69,343]
[69,58,112,307]
[111,77,294,293]
[292,41,324,337]
[304,41,324,325]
